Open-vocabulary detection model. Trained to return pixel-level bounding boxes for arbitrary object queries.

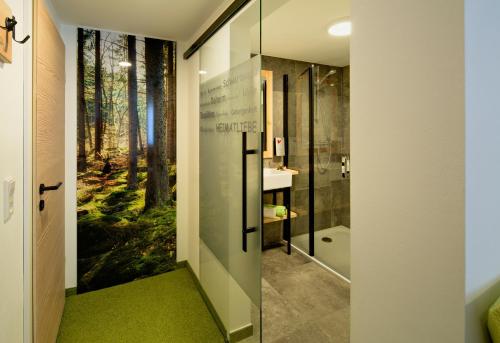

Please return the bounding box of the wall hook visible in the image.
[0,16,30,44]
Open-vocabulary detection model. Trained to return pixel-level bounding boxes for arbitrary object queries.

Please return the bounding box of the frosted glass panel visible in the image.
[199,0,261,341]
[200,57,262,299]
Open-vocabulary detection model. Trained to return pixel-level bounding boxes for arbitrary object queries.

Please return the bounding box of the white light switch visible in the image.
[3,177,15,223]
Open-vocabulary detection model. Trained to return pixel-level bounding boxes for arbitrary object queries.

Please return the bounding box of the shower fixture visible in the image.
[317,69,336,86]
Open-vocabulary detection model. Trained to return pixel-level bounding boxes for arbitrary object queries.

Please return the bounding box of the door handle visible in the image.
[39,182,63,195]
[242,132,258,252]
[38,182,62,211]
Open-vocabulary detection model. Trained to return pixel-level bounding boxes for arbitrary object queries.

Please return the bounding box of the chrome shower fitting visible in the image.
[317,69,336,86]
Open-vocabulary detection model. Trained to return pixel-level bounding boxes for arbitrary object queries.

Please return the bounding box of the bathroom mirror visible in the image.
[262,70,273,159]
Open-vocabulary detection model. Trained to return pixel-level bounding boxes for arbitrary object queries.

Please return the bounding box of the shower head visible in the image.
[317,69,336,86]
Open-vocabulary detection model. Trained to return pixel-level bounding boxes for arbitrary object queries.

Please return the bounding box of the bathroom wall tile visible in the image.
[292,215,309,237]
[314,187,333,213]
[263,222,283,248]
[262,56,351,250]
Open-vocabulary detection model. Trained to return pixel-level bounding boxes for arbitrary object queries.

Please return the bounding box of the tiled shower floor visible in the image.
[261,248,350,342]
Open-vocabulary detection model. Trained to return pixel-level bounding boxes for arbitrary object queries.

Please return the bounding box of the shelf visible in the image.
[263,211,297,224]
[265,168,299,175]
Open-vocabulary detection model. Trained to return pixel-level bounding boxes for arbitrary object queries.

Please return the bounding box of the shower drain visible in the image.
[321,236,333,243]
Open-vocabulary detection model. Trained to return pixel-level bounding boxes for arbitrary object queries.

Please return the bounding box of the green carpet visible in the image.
[57,268,225,343]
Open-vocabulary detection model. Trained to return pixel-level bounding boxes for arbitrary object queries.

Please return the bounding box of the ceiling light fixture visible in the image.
[199,70,208,75]
[119,61,132,67]
[328,20,351,37]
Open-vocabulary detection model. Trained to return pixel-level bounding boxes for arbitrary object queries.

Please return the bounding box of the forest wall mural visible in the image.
[76,28,177,293]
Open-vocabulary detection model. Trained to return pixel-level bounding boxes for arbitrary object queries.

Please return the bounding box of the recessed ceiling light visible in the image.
[328,21,351,37]
[119,61,132,67]
[199,70,208,75]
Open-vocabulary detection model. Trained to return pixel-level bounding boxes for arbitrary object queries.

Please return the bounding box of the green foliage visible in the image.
[77,30,178,293]
[77,155,177,293]
[168,163,176,177]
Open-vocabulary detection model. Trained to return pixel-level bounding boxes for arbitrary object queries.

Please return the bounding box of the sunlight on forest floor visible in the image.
[77,154,176,293]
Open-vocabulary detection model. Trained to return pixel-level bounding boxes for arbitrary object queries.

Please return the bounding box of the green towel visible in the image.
[275,205,287,217]
[488,296,500,342]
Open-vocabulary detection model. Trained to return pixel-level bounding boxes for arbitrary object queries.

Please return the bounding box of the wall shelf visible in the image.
[261,178,297,254]
[287,169,299,175]
[263,211,297,224]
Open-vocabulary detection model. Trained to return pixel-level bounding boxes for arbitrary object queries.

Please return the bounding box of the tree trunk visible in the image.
[86,102,93,151]
[127,35,139,190]
[77,28,87,171]
[144,38,169,210]
[94,30,103,159]
[101,85,107,139]
[137,122,144,155]
[166,41,176,165]
[109,44,115,150]
[165,41,176,200]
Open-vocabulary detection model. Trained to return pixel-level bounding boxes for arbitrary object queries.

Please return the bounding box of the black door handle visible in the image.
[39,182,63,195]
[242,132,258,252]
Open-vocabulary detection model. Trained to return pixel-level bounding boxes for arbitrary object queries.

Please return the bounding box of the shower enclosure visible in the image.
[290,64,351,280]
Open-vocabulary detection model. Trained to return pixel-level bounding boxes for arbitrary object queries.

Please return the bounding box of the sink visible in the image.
[263,168,293,191]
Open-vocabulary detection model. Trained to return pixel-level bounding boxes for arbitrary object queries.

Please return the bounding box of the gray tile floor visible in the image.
[262,247,350,343]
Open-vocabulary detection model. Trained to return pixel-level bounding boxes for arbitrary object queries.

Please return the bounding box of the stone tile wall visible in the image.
[262,56,350,247]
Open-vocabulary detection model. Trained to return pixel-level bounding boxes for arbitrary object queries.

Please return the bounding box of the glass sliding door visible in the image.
[199,0,262,341]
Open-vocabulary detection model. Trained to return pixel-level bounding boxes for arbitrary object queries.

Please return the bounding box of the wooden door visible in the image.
[33,0,66,341]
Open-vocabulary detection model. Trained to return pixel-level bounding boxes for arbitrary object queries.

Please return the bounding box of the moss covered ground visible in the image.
[77,154,177,293]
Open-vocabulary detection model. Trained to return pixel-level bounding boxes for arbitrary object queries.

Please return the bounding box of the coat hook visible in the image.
[0,16,30,44]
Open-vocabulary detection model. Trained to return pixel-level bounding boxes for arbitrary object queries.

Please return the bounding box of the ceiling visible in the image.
[51,0,350,66]
[51,0,227,41]
[261,0,350,66]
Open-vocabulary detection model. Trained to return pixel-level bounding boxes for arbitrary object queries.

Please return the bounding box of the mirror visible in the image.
[262,70,273,159]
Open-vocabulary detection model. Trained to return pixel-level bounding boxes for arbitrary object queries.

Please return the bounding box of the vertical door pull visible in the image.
[242,132,258,252]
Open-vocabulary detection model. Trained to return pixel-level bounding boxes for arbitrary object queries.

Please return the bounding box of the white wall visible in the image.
[179,2,232,277]
[176,42,200,274]
[0,0,26,341]
[22,0,33,337]
[465,1,500,342]
[179,3,233,275]
[61,24,77,289]
[176,42,198,264]
[180,0,239,284]
[351,1,465,342]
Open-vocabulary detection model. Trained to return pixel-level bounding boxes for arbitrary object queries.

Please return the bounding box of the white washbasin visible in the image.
[263,168,293,191]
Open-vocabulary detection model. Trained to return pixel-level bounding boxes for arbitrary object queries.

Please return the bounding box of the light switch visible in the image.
[3,177,15,223]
